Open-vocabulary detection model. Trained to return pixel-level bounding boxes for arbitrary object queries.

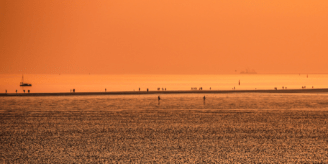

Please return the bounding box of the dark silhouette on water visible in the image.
[240,68,257,74]
[203,96,206,105]
[20,75,32,86]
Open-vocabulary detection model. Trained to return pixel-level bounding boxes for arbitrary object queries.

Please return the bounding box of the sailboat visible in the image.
[20,75,32,86]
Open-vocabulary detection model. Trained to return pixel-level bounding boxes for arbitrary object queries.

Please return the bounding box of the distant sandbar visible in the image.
[1,88,328,97]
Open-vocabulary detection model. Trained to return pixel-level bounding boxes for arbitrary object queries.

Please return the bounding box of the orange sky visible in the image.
[1,0,327,74]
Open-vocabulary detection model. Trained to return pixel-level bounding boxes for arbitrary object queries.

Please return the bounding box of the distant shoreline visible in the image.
[1,88,328,97]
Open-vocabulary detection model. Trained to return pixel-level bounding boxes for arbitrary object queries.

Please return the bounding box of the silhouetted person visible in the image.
[28,90,30,93]
[5,90,7,94]
[165,88,166,91]
[16,90,17,93]
[203,96,206,105]
[139,87,140,91]
[73,89,75,93]
[23,90,25,93]
[147,88,149,92]
[105,88,107,92]
[158,96,160,100]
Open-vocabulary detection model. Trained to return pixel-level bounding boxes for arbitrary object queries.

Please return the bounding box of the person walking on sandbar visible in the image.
[203,96,206,105]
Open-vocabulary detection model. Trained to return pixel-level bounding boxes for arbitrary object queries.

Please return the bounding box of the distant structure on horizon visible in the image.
[20,75,32,86]
[240,68,257,74]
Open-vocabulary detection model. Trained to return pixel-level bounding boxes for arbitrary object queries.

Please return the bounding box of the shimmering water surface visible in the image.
[1,93,328,163]
[1,93,328,111]
[1,74,328,93]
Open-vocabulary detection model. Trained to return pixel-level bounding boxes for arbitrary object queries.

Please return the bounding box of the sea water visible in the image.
[1,93,328,112]
[1,74,328,93]
[1,75,328,162]
[1,93,328,163]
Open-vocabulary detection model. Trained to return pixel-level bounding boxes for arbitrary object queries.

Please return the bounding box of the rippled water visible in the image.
[1,93,328,163]
[1,93,328,112]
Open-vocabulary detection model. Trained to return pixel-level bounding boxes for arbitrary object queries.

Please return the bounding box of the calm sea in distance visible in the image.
[1,74,328,93]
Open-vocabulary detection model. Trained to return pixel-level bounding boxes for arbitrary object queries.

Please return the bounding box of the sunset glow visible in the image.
[1,1,328,163]
[1,0,327,74]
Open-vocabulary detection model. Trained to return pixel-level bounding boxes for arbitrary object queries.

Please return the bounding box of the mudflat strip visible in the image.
[1,88,328,97]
